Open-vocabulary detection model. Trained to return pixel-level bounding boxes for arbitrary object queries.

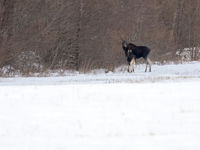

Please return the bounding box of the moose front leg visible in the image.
[128,58,135,72]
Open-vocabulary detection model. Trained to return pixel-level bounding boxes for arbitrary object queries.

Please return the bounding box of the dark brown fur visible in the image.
[122,41,151,72]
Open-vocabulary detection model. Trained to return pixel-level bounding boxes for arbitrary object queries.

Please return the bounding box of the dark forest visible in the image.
[1,0,200,73]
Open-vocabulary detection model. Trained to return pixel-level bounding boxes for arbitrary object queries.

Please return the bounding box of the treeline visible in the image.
[0,0,200,74]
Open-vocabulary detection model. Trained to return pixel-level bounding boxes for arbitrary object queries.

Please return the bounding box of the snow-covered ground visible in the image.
[0,62,200,150]
[0,61,200,85]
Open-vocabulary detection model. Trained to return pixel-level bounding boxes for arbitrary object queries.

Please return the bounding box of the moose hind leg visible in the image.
[145,59,148,72]
[145,57,152,72]
[147,57,152,72]
[145,58,148,72]
[128,58,135,72]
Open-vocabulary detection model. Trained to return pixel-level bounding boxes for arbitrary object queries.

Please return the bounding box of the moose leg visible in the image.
[128,58,135,72]
[145,57,152,72]
[147,57,152,72]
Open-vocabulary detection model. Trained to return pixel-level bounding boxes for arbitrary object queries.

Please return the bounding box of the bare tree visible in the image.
[1,0,200,75]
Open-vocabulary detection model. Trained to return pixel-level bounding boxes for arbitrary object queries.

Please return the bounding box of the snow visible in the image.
[0,61,200,85]
[0,62,200,150]
[176,47,200,61]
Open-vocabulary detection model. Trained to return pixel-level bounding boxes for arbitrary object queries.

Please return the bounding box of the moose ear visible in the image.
[122,41,127,48]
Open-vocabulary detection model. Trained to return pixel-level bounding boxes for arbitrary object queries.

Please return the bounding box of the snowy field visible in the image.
[0,62,200,150]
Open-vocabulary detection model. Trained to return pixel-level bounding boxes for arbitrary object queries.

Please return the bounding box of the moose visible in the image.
[122,40,152,72]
